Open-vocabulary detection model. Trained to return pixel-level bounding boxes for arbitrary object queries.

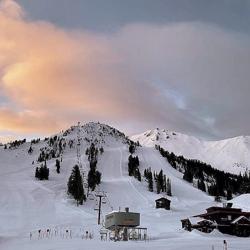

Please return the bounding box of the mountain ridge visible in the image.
[131,128,250,175]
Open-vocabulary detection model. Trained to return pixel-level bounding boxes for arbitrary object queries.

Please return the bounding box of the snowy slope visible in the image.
[0,122,250,250]
[131,128,250,175]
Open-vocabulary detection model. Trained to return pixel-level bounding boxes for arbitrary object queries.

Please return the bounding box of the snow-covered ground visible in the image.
[131,128,250,175]
[0,122,250,249]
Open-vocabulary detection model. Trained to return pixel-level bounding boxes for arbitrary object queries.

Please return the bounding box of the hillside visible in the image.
[0,122,250,250]
[131,128,250,175]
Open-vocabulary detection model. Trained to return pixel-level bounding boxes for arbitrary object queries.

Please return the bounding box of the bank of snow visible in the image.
[230,194,250,211]
[1,122,250,250]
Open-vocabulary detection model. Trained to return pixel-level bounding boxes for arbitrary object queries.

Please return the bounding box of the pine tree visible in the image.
[35,163,49,180]
[56,159,60,174]
[88,169,96,191]
[67,165,86,205]
[128,155,134,176]
[183,168,193,183]
[129,144,135,154]
[99,147,104,154]
[95,170,101,185]
[88,168,102,191]
[35,167,39,178]
[167,178,172,196]
[157,170,164,192]
[163,175,167,192]
[148,171,153,192]
[198,179,206,192]
[86,143,102,192]
[156,178,161,194]
[28,146,33,154]
[128,155,140,177]
[135,168,141,182]
[85,148,89,155]
[227,189,233,200]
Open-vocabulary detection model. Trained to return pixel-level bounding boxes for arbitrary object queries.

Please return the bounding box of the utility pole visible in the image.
[94,192,106,225]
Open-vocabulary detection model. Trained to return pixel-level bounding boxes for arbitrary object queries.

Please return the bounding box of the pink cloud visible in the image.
[1,1,250,140]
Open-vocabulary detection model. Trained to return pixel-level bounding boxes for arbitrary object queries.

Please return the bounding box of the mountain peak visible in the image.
[131,128,250,175]
[61,121,130,146]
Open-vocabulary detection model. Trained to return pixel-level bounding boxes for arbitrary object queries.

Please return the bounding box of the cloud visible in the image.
[0,2,169,137]
[1,1,250,140]
[0,107,64,134]
[110,22,250,137]
[0,0,24,19]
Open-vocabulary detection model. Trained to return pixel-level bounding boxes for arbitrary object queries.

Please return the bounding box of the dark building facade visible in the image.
[181,205,250,237]
[155,197,171,210]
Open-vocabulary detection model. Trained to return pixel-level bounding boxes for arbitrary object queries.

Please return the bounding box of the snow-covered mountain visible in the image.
[131,128,250,175]
[1,122,250,250]
[61,122,131,146]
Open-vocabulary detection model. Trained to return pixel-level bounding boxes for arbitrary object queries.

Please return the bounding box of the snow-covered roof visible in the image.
[155,197,171,202]
[188,217,217,226]
[231,216,250,224]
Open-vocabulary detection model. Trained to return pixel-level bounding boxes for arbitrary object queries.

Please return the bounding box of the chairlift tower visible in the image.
[94,191,107,225]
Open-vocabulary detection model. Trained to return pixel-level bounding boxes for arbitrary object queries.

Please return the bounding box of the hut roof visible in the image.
[231,216,250,224]
[155,197,170,202]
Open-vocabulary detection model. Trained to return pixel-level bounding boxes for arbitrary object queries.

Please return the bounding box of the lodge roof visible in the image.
[155,197,170,202]
[231,216,250,224]
[194,211,250,218]
[206,206,242,213]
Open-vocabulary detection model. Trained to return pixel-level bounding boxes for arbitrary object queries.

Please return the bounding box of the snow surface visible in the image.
[131,128,250,175]
[0,122,249,250]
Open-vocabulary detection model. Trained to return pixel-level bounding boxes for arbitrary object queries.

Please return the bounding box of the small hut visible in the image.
[155,197,171,210]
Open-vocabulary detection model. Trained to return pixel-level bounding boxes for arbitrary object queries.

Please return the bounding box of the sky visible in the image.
[0,0,250,142]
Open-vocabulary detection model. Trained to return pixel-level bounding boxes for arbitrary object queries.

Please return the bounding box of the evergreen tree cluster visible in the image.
[35,163,49,180]
[88,160,101,191]
[67,165,86,205]
[48,136,58,147]
[37,136,67,163]
[144,168,153,192]
[144,168,172,195]
[31,138,40,144]
[155,170,172,196]
[156,145,250,197]
[128,141,140,154]
[86,143,102,191]
[87,143,99,162]
[7,139,26,149]
[37,148,56,162]
[128,155,141,181]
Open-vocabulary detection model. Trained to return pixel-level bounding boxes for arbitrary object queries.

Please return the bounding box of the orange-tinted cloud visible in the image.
[0,0,161,137]
[1,1,250,141]
[0,107,63,133]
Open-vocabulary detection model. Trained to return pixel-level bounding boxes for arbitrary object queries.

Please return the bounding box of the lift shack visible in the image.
[104,207,147,241]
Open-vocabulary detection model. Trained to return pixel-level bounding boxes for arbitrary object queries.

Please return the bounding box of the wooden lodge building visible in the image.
[181,204,250,237]
[155,197,171,210]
